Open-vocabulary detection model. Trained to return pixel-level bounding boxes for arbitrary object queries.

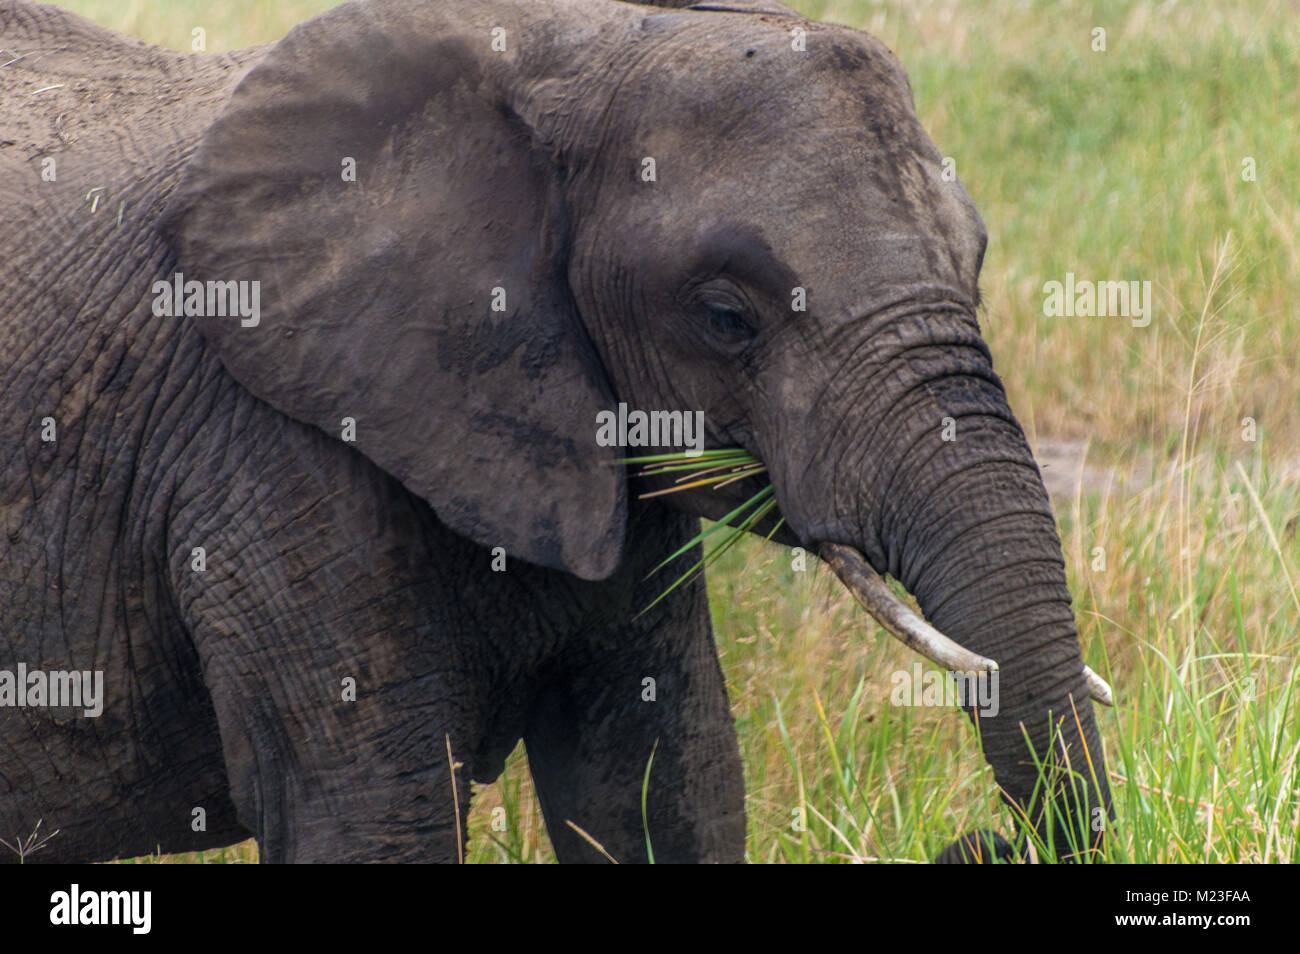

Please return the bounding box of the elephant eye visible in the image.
[705,303,754,340]
[690,283,758,349]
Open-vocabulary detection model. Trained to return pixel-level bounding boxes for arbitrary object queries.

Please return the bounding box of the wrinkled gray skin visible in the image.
[0,0,1109,863]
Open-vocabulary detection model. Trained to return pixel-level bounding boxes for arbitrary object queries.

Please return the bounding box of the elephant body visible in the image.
[0,0,1108,863]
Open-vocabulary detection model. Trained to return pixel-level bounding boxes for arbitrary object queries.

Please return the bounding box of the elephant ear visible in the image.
[162,1,625,580]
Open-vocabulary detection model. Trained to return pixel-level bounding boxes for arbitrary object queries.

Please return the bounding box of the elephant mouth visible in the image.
[623,448,1113,708]
[818,542,1113,707]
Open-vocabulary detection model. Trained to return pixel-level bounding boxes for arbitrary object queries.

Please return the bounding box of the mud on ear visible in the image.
[162,1,625,580]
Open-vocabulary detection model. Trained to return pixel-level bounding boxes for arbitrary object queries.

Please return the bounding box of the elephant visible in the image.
[0,0,1112,863]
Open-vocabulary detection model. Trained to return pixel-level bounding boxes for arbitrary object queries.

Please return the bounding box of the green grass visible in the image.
[38,0,1297,862]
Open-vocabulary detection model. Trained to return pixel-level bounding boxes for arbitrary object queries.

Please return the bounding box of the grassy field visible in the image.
[44,0,1298,863]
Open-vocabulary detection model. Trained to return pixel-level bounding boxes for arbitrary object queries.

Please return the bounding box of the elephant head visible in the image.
[164,0,1111,860]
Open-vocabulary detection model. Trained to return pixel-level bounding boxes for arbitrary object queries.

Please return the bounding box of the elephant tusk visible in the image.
[1082,665,1114,707]
[820,542,999,674]
[819,543,1115,707]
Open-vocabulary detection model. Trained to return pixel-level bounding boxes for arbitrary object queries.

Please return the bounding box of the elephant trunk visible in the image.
[787,322,1112,859]
[904,484,1111,859]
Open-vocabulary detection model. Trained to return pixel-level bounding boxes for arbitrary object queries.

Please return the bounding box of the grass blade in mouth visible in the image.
[646,485,774,578]
[614,449,784,615]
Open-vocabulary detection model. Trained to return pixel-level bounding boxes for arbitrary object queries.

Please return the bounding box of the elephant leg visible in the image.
[168,405,484,863]
[182,570,479,862]
[195,653,476,864]
[524,579,745,864]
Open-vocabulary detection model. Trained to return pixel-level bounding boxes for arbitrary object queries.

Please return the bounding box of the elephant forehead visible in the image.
[614,16,917,128]
[599,29,938,202]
